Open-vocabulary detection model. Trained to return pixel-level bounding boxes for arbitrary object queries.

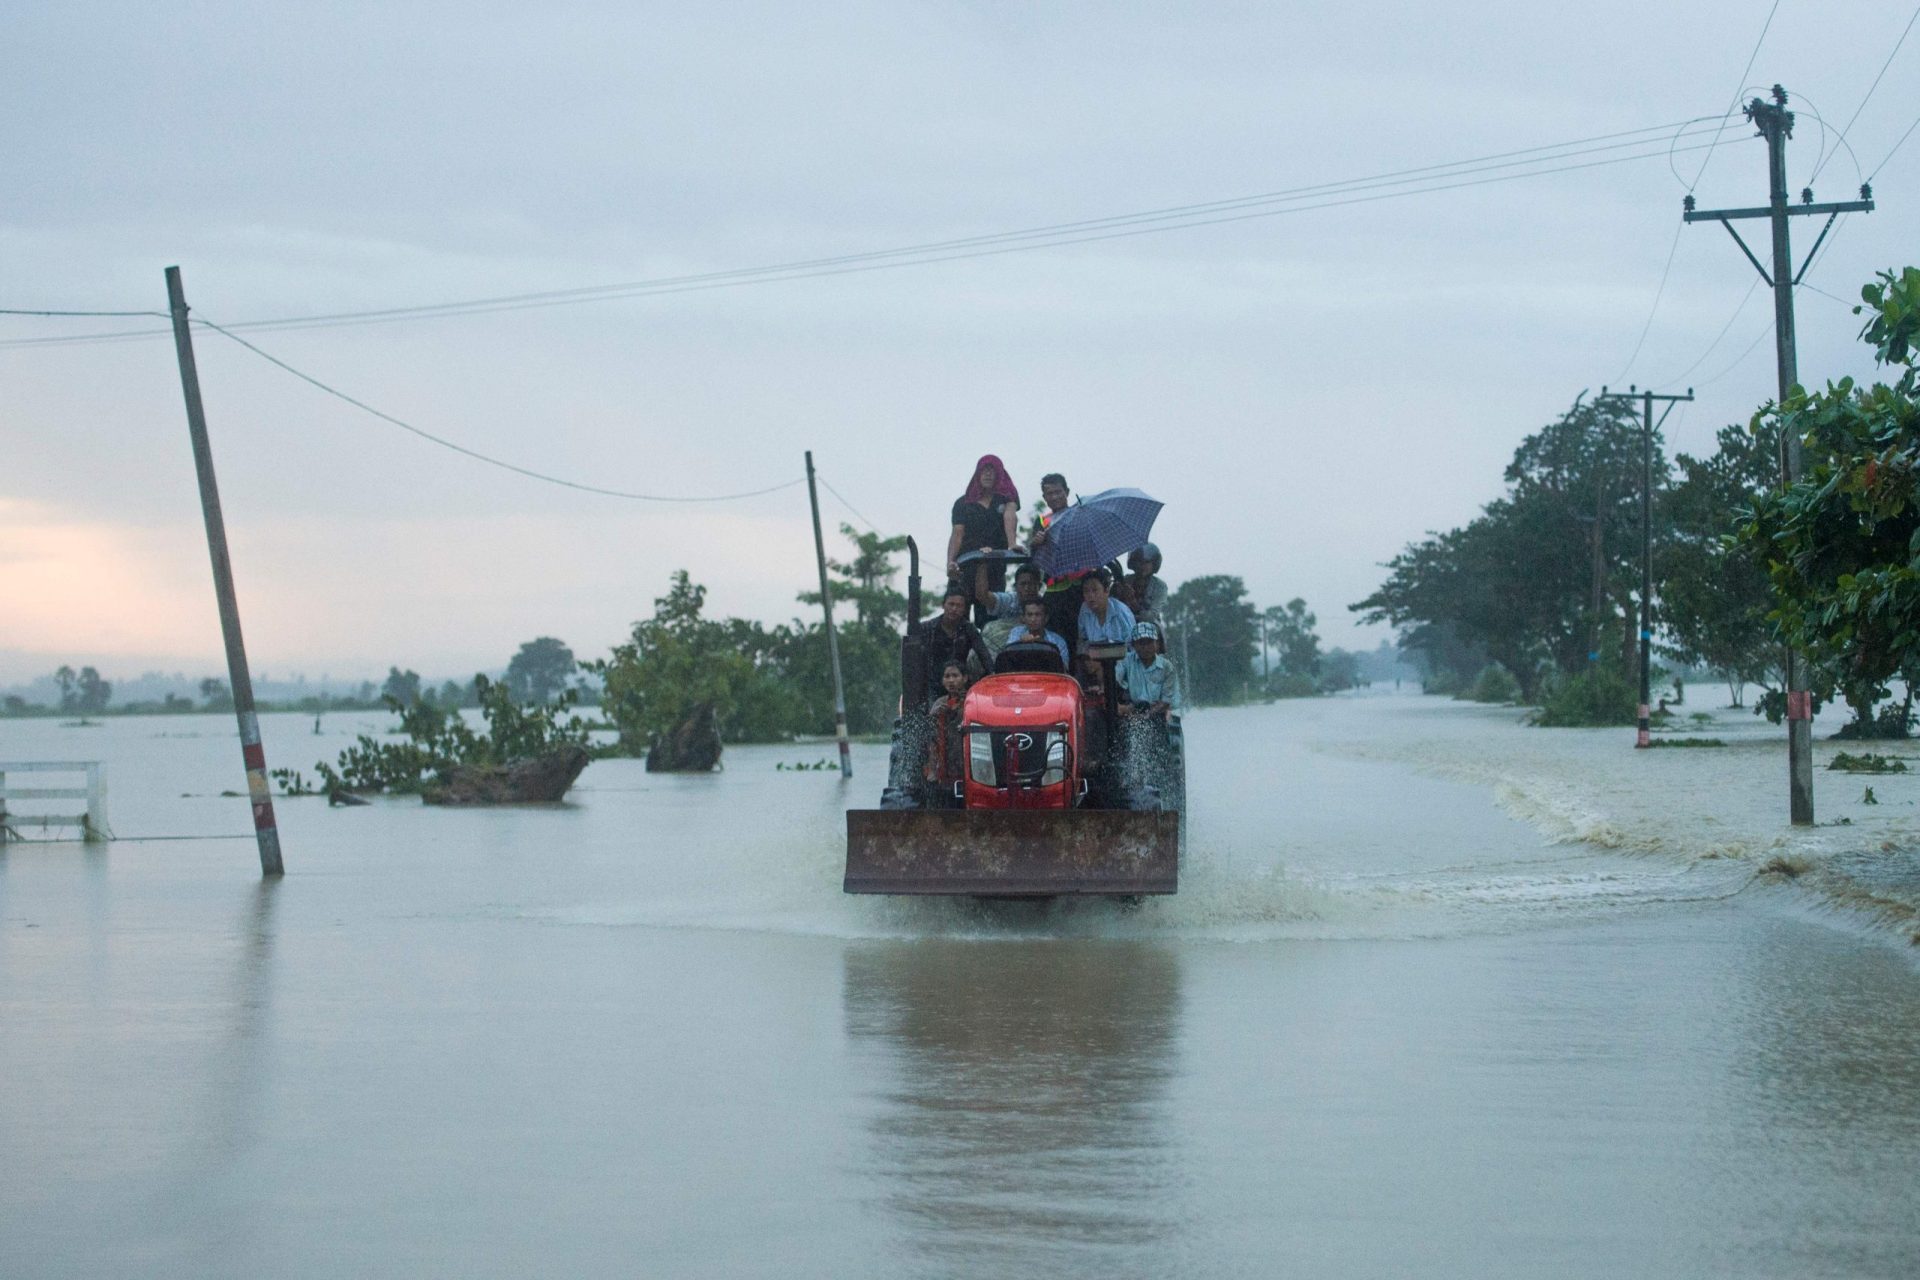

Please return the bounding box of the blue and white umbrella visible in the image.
[1032,488,1164,578]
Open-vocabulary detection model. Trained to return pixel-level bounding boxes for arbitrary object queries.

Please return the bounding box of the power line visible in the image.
[1689,0,1783,191]
[0,307,165,318]
[818,475,878,533]
[1696,318,1775,386]
[1794,95,1863,190]
[1610,221,1684,383]
[1813,1,1920,182]
[1871,104,1920,178]
[1,119,1741,351]
[1798,281,1856,308]
[193,318,806,503]
[1654,277,1762,385]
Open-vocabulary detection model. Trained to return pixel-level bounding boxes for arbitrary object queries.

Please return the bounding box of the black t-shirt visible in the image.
[950,495,1012,553]
[919,616,993,691]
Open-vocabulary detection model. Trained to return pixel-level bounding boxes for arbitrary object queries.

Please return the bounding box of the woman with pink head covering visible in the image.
[946,454,1021,606]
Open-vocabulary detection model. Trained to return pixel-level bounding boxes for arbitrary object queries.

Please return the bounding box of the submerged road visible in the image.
[3,697,1918,1277]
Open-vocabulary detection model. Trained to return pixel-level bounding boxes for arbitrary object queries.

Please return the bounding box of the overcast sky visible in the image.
[4,0,1915,683]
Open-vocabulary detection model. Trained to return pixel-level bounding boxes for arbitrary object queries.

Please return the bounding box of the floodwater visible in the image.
[3,696,1919,1277]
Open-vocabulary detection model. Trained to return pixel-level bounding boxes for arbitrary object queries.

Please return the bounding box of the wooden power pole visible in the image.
[1684,84,1874,825]
[165,266,284,876]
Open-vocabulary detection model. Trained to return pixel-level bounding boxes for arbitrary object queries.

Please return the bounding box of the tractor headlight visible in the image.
[968,731,996,786]
[1042,736,1067,786]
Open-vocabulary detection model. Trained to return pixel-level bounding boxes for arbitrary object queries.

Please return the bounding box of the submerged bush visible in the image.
[314,675,592,796]
[1531,666,1637,727]
[1266,672,1319,700]
[1828,751,1910,773]
[1463,663,1521,703]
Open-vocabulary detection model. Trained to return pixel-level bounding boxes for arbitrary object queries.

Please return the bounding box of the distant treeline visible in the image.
[1,644,594,719]
[6,523,1400,762]
[1353,265,1920,737]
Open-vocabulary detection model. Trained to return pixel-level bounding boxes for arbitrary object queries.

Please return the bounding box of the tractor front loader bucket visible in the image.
[845,809,1179,896]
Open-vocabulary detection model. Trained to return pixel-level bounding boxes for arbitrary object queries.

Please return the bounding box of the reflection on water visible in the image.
[205,881,279,1160]
[842,940,1182,1270]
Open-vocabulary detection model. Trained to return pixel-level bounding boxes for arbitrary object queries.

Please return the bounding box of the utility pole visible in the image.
[1684,84,1874,824]
[165,266,284,876]
[1599,385,1692,749]
[804,451,852,780]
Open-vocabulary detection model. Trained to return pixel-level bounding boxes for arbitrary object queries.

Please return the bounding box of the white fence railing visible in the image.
[0,761,108,842]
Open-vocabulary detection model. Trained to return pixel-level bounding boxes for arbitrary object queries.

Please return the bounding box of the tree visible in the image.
[74,666,111,714]
[1737,266,1920,735]
[1660,422,1781,706]
[1264,599,1322,680]
[591,570,771,759]
[1320,648,1362,692]
[382,667,423,707]
[505,637,576,704]
[1353,395,1664,700]
[432,679,474,709]
[1164,575,1258,705]
[199,677,233,711]
[54,665,77,712]
[798,524,909,636]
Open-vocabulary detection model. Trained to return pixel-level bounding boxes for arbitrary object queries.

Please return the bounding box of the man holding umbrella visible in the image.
[1029,482,1166,642]
[1028,472,1085,641]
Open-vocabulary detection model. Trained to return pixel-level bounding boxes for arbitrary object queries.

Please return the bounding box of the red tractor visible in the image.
[845,544,1182,897]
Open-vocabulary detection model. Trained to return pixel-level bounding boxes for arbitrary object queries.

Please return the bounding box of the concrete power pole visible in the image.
[165,266,284,876]
[1684,84,1875,825]
[1599,385,1693,748]
[804,451,853,780]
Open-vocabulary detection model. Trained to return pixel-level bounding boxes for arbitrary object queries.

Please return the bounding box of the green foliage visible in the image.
[313,675,590,795]
[1318,647,1362,692]
[1353,396,1657,699]
[199,677,233,711]
[381,667,423,707]
[505,637,576,704]
[1659,423,1781,706]
[270,767,320,796]
[1531,664,1637,727]
[592,527,915,753]
[591,572,764,757]
[1464,663,1521,703]
[773,618,898,737]
[55,665,113,714]
[1858,266,1920,369]
[1736,267,1920,739]
[1264,599,1321,681]
[1828,751,1909,773]
[1165,575,1259,705]
[1265,672,1318,699]
[798,525,909,634]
